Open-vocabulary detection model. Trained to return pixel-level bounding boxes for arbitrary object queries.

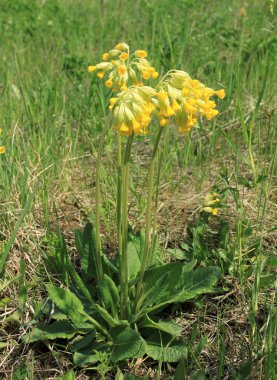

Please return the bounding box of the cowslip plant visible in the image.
[26,43,225,368]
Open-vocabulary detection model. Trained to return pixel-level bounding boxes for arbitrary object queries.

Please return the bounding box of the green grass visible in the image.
[0,0,276,378]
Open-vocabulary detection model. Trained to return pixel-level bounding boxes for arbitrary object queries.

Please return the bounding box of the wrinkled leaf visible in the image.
[101,274,119,316]
[46,284,91,326]
[110,326,146,363]
[24,320,76,343]
[145,332,187,363]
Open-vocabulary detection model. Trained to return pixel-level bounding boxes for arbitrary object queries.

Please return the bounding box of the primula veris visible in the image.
[203,193,220,215]
[88,43,226,136]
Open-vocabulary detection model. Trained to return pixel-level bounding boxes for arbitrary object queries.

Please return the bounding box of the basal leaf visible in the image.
[46,284,91,326]
[173,266,221,303]
[101,274,119,316]
[139,315,182,337]
[94,304,125,328]
[145,332,187,363]
[142,262,183,300]
[70,332,95,352]
[127,239,141,280]
[73,351,99,367]
[24,320,76,343]
[146,266,221,312]
[110,326,146,363]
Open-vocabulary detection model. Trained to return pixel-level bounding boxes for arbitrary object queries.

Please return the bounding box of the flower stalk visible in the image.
[95,113,112,291]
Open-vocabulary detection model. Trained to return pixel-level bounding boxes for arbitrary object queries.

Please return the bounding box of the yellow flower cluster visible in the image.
[0,129,5,154]
[88,43,159,93]
[154,70,225,133]
[203,193,220,215]
[109,86,156,136]
[88,44,226,136]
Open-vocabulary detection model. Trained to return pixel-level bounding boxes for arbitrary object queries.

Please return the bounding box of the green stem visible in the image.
[95,113,112,290]
[120,134,134,319]
[148,126,168,266]
[134,127,164,312]
[117,134,123,255]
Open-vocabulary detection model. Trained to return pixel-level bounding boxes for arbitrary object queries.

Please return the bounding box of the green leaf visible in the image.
[142,262,183,300]
[167,248,187,260]
[58,370,76,380]
[74,229,83,258]
[174,360,186,380]
[70,332,95,352]
[146,266,221,312]
[73,351,98,367]
[94,304,126,328]
[46,284,92,326]
[136,272,169,314]
[127,239,141,279]
[173,266,221,303]
[145,332,187,363]
[139,315,182,337]
[101,274,119,316]
[82,222,97,276]
[24,321,76,343]
[110,326,146,363]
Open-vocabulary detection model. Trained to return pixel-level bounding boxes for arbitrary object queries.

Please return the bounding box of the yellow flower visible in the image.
[204,109,219,120]
[135,50,148,58]
[182,88,190,97]
[97,72,104,79]
[203,206,218,215]
[157,91,168,101]
[0,146,5,154]
[119,52,129,61]
[184,102,197,114]
[214,89,226,99]
[172,99,181,111]
[88,65,97,72]
[109,97,117,106]
[102,53,109,61]
[118,66,126,75]
[142,71,150,80]
[119,123,131,136]
[148,67,155,74]
[160,118,169,126]
[105,79,113,88]
[151,71,159,79]
[120,82,127,91]
[204,194,220,206]
[115,43,123,51]
[165,105,175,117]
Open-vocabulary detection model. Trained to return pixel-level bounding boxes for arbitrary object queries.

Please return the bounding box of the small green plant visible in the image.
[25,43,224,368]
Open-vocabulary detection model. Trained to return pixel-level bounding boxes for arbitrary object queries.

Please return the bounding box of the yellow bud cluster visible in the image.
[0,128,5,154]
[88,43,159,94]
[112,86,157,136]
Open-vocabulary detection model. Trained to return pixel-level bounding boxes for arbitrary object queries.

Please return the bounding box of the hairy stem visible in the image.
[120,134,134,319]
[95,113,112,292]
[134,127,164,313]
